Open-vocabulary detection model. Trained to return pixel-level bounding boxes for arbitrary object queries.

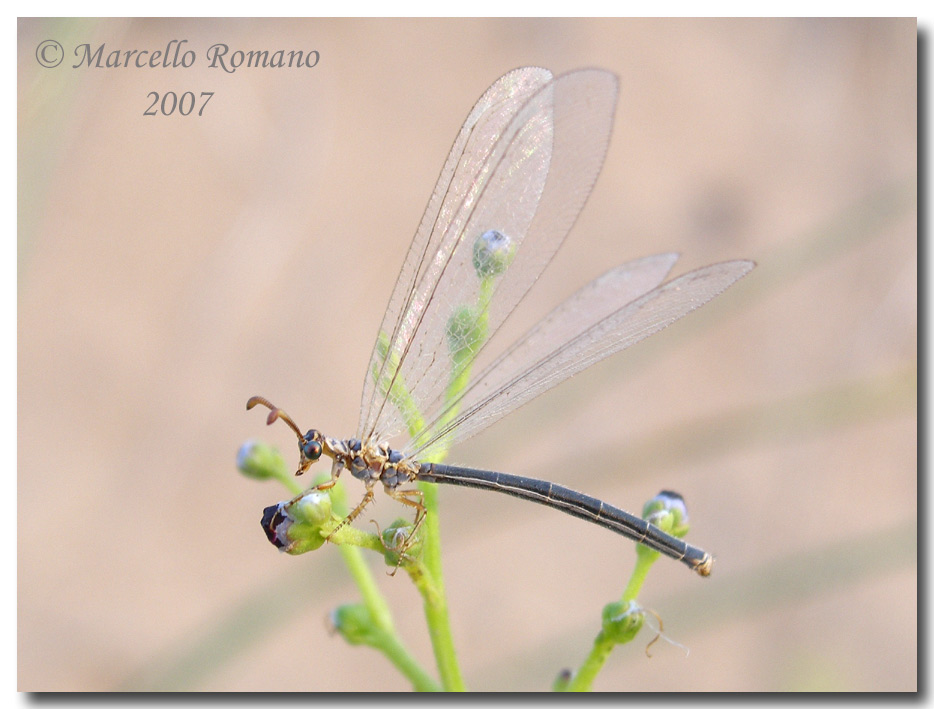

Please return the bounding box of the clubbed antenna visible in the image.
[247,396,305,441]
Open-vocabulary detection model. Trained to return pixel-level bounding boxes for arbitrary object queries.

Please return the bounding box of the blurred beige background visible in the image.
[18,18,916,691]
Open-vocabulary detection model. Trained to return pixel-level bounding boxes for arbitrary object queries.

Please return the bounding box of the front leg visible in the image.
[314,458,345,491]
[325,486,376,541]
[282,458,344,509]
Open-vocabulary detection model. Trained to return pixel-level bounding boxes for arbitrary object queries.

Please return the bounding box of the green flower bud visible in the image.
[260,490,332,554]
[290,490,333,527]
[380,518,422,567]
[600,600,644,645]
[472,229,514,278]
[237,440,288,481]
[642,490,690,538]
[330,603,381,646]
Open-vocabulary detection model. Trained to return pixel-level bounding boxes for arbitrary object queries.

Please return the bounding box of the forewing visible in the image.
[358,69,619,449]
[357,66,553,441]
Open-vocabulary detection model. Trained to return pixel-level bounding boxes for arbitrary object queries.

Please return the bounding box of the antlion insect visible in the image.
[249,67,754,576]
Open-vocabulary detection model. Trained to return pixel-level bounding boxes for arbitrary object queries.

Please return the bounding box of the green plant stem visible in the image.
[328,482,394,631]
[349,265,499,691]
[622,551,656,603]
[417,481,465,691]
[337,543,395,634]
[411,275,497,690]
[327,481,438,688]
[565,553,657,692]
[567,635,615,692]
[372,629,443,692]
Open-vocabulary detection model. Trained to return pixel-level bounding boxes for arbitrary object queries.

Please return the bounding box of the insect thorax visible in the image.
[331,437,418,490]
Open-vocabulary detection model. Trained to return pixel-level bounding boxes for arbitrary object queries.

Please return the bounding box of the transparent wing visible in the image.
[407,252,679,454]
[357,68,619,447]
[409,258,755,460]
[358,67,553,441]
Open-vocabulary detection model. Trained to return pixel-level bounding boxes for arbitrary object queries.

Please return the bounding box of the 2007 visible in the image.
[144,91,214,116]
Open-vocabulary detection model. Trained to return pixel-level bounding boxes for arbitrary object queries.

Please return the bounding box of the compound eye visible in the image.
[301,439,323,461]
